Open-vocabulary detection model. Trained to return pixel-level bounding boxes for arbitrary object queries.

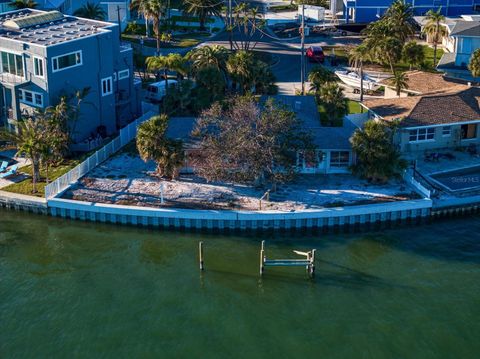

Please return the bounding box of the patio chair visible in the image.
[0,161,8,172]
[0,165,18,179]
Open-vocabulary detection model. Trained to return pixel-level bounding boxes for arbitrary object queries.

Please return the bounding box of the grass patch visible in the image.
[171,15,214,24]
[2,160,82,197]
[270,4,297,12]
[322,46,349,65]
[393,45,444,72]
[318,100,362,126]
[348,100,363,114]
[122,32,211,49]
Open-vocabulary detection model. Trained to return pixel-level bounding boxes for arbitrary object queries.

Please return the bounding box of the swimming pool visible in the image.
[430,165,480,192]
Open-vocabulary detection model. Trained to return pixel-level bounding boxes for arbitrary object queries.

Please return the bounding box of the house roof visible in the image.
[382,71,464,95]
[364,87,480,127]
[0,9,113,46]
[450,20,480,37]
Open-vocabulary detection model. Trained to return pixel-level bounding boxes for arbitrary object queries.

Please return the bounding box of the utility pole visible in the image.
[300,4,305,95]
[117,5,122,41]
[228,0,233,50]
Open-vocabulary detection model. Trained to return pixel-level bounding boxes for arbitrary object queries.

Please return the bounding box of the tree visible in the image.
[468,48,480,77]
[229,3,265,51]
[184,0,222,31]
[136,115,184,179]
[423,8,446,67]
[73,2,107,20]
[319,82,348,126]
[308,66,335,97]
[131,0,166,55]
[388,71,409,96]
[8,0,37,9]
[146,53,188,95]
[192,96,313,186]
[383,0,415,43]
[350,120,407,183]
[349,44,371,101]
[187,45,228,75]
[402,41,425,70]
[194,66,226,104]
[0,119,44,192]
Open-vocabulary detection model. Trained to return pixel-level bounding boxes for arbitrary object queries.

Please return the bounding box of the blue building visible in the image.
[341,0,480,23]
[0,8,139,146]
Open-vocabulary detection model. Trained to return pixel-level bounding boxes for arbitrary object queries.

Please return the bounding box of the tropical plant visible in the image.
[319,82,348,126]
[8,0,37,9]
[350,120,407,183]
[192,96,313,186]
[383,0,415,43]
[73,2,107,20]
[146,53,188,94]
[229,3,265,51]
[349,44,371,101]
[423,8,446,67]
[402,41,425,70]
[308,66,335,96]
[187,45,229,74]
[388,71,409,96]
[131,0,166,55]
[136,114,184,179]
[195,66,226,103]
[226,51,275,94]
[469,49,480,77]
[184,0,223,31]
[0,119,44,192]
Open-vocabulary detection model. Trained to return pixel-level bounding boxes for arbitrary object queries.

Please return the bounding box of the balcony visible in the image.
[0,72,29,86]
[119,42,132,52]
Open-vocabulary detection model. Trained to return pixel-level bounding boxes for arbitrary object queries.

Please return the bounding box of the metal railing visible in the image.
[44,111,155,199]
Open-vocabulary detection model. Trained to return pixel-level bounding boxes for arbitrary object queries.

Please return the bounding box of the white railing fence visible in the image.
[403,169,431,199]
[45,111,155,199]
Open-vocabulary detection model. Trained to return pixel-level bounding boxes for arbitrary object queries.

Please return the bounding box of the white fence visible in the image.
[45,111,155,199]
[404,169,431,199]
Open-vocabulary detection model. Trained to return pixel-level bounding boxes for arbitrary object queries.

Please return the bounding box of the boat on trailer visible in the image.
[334,70,382,91]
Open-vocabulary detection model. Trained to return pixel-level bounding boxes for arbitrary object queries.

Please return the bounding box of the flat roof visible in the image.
[0,9,113,46]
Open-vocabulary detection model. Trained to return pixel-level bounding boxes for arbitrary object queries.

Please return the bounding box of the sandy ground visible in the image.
[62,154,418,211]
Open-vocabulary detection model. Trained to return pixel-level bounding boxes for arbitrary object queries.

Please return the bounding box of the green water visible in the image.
[1,210,480,358]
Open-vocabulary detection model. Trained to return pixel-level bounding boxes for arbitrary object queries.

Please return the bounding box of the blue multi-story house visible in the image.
[340,0,480,23]
[0,8,139,145]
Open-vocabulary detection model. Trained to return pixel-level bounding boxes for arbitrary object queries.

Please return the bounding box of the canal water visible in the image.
[1,209,479,358]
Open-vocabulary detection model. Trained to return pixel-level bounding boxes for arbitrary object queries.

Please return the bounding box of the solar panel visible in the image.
[3,11,63,30]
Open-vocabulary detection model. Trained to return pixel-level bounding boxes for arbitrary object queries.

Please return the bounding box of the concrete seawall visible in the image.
[0,191,48,215]
[47,198,433,231]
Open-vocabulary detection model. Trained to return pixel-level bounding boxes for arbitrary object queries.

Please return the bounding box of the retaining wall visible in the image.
[48,198,433,231]
[0,191,48,214]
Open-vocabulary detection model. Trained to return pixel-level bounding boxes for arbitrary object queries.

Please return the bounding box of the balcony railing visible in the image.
[0,72,29,86]
[119,42,132,52]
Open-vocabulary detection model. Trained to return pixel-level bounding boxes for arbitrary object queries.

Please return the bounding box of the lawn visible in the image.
[2,157,87,198]
[122,32,211,49]
[318,100,363,126]
[393,45,444,72]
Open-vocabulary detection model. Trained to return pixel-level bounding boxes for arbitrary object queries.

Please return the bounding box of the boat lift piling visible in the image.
[199,241,204,271]
[259,240,316,278]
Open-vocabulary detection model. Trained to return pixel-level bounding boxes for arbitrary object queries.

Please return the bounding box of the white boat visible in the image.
[334,70,381,91]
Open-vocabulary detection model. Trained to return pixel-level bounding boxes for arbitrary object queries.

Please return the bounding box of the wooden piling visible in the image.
[310,249,316,278]
[260,240,265,275]
[199,241,204,271]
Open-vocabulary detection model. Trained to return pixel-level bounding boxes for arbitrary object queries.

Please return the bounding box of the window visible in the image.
[19,89,43,107]
[101,77,113,96]
[409,128,435,142]
[33,57,44,78]
[442,126,451,137]
[1,51,24,77]
[113,73,117,81]
[330,151,350,168]
[52,51,82,72]
[461,124,478,140]
[118,69,129,80]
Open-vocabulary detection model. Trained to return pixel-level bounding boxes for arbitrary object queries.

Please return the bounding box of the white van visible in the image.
[145,80,178,103]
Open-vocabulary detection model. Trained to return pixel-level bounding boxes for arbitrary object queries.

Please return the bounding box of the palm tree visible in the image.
[131,0,166,55]
[226,50,256,94]
[136,114,184,179]
[319,82,348,125]
[73,2,107,21]
[349,44,371,102]
[384,0,415,43]
[423,8,446,67]
[146,53,187,95]
[389,71,409,96]
[8,0,37,9]
[308,66,334,100]
[0,119,44,193]
[184,0,223,31]
[402,41,425,70]
[468,49,480,77]
[350,120,407,183]
[187,45,229,74]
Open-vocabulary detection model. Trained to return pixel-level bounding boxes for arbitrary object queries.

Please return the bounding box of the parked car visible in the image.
[306,46,325,63]
[145,80,178,103]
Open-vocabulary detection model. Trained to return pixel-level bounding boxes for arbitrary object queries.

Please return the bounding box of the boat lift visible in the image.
[259,240,316,278]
